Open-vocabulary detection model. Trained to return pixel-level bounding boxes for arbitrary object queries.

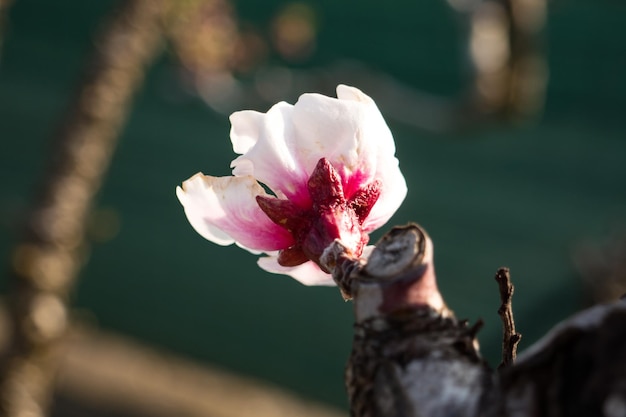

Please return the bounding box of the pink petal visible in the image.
[257,256,335,286]
[176,173,294,251]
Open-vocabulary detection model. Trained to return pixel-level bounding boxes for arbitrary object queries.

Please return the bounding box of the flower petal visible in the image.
[229,109,263,154]
[291,87,379,189]
[335,84,375,105]
[176,173,294,251]
[257,256,335,286]
[361,154,407,232]
[336,85,407,230]
[230,102,310,204]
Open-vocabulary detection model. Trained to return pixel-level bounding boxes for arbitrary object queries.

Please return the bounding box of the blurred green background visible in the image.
[1,0,625,411]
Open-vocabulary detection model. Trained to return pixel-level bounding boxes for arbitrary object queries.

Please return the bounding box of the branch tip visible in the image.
[495,267,521,369]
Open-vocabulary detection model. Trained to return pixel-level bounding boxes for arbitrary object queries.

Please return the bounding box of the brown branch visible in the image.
[495,267,521,369]
[0,1,167,416]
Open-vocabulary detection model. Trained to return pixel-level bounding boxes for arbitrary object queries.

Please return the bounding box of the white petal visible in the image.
[362,155,408,232]
[296,86,407,229]
[229,110,263,155]
[230,102,310,203]
[291,89,375,185]
[337,85,407,230]
[176,173,294,251]
[257,256,335,286]
[336,84,376,104]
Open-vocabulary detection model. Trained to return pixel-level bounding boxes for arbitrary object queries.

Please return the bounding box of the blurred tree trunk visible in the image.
[0,1,167,416]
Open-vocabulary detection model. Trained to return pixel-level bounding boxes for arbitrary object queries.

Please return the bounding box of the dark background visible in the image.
[1,0,625,410]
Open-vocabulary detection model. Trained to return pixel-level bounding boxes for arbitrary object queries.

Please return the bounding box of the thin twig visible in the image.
[495,267,521,369]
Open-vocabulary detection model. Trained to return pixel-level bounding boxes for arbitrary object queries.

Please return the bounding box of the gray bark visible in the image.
[342,224,626,417]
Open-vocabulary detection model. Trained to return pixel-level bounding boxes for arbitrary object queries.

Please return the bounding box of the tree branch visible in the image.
[0,1,166,415]
[341,224,492,416]
[495,267,521,369]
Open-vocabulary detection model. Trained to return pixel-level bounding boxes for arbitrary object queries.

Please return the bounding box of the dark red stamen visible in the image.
[349,180,381,223]
[277,246,309,267]
[307,158,345,207]
[256,196,305,232]
[257,157,380,271]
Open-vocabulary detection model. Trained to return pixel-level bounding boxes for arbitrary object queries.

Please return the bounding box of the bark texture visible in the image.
[344,224,626,417]
[496,301,626,417]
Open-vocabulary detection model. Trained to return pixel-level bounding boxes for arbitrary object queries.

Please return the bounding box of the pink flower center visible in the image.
[256,158,381,272]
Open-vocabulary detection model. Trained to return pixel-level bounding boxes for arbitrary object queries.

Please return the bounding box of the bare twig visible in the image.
[0,1,166,416]
[495,267,521,369]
